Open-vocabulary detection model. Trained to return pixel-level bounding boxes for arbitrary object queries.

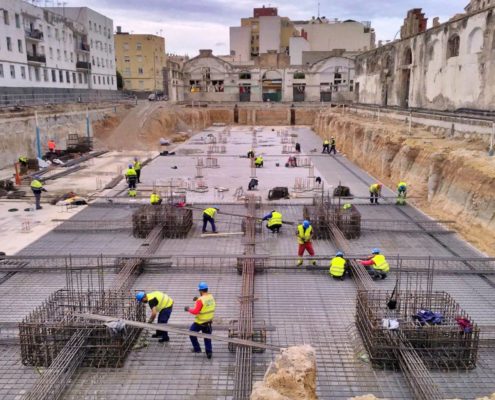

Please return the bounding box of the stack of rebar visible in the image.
[132,204,192,239]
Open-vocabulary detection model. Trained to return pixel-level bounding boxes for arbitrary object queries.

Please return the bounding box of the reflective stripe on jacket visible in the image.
[195,293,216,324]
[297,224,313,245]
[146,291,173,312]
[329,256,346,277]
[204,208,217,218]
[268,211,282,227]
[372,254,390,273]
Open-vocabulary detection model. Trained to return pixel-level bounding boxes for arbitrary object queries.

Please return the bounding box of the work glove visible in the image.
[184,306,189,312]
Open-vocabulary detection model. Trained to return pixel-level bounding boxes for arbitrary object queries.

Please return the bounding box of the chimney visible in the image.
[199,49,213,57]
[433,17,440,27]
[116,26,122,34]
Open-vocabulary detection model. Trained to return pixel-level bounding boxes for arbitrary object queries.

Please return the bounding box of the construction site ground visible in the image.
[0,125,494,399]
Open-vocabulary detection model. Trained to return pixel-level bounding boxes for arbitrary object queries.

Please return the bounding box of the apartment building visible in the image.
[0,0,116,92]
[114,29,166,93]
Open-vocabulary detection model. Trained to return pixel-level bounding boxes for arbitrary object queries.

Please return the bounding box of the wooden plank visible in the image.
[201,232,244,238]
[75,313,282,351]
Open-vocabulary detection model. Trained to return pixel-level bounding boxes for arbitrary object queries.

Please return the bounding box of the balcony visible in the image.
[76,61,91,70]
[25,29,44,41]
[27,53,46,64]
[77,43,90,52]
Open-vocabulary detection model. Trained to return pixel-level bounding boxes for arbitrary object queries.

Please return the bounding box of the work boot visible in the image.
[206,352,212,359]
[191,348,201,353]
[311,260,317,266]
[151,333,160,338]
[297,260,303,267]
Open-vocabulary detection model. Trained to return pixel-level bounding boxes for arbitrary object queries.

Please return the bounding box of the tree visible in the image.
[116,70,123,90]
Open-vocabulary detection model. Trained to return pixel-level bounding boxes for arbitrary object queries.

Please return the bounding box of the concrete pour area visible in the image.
[0,125,495,400]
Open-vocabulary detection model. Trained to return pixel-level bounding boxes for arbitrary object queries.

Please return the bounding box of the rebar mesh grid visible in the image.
[132,205,192,239]
[356,290,480,371]
[19,290,145,368]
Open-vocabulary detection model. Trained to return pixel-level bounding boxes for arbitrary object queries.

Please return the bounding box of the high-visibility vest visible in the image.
[133,161,142,171]
[323,140,329,145]
[195,293,216,324]
[19,156,28,163]
[329,256,346,277]
[255,156,263,165]
[150,193,161,204]
[125,168,137,177]
[204,208,217,218]
[372,254,390,273]
[128,189,137,197]
[398,182,407,190]
[297,224,313,245]
[268,211,282,227]
[146,291,173,312]
[343,204,352,210]
[369,184,380,193]
[31,180,43,189]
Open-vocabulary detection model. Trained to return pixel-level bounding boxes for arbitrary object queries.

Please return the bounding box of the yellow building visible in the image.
[114,30,166,92]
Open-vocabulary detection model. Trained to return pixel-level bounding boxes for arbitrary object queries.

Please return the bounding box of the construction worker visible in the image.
[128,188,137,197]
[397,181,407,205]
[247,149,255,159]
[297,220,317,266]
[150,190,162,205]
[133,157,142,183]
[47,139,56,153]
[369,183,382,204]
[30,176,47,210]
[287,156,297,167]
[343,203,352,211]
[202,207,219,233]
[322,139,330,154]
[135,291,173,343]
[248,178,258,191]
[18,156,28,167]
[185,282,216,359]
[359,248,390,280]
[262,209,283,233]
[329,251,348,281]
[329,137,336,155]
[254,155,264,168]
[125,164,137,191]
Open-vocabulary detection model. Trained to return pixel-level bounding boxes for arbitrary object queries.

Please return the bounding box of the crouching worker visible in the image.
[359,248,389,280]
[329,251,348,281]
[136,291,174,342]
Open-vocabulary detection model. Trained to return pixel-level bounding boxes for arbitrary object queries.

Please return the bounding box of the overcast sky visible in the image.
[64,0,467,56]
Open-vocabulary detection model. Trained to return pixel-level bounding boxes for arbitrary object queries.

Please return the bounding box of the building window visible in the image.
[6,37,12,51]
[57,49,61,60]
[78,73,82,84]
[98,76,101,84]
[124,56,130,63]
[83,73,87,84]
[59,70,63,82]
[18,39,22,53]
[109,45,112,53]
[137,55,143,62]
[66,71,70,83]
[123,42,129,51]
[70,52,73,62]
[43,69,48,81]
[15,13,20,28]
[72,72,75,83]
[89,20,92,30]
[139,80,144,89]
[20,66,26,79]
[138,67,144,75]
[124,67,130,76]
[35,68,40,81]
[10,65,15,78]
[64,50,67,61]
[136,42,142,51]
[447,35,460,58]
[111,76,114,85]
[55,29,59,40]
[3,10,9,25]
[293,71,306,79]
[0,64,3,78]
[52,69,56,82]
[47,26,51,38]
[93,75,96,84]
[404,48,412,65]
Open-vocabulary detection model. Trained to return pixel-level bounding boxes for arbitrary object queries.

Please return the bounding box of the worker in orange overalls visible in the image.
[48,139,56,153]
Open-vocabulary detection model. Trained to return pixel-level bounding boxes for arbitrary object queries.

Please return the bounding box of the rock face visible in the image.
[251,345,318,400]
[313,111,495,256]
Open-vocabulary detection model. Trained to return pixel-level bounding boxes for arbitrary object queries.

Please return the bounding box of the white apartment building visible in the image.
[47,7,116,90]
[0,0,116,91]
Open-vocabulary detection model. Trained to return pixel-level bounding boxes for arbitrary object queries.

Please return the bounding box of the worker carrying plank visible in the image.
[329,251,348,281]
[262,209,283,233]
[135,291,174,342]
[359,248,389,280]
[369,183,382,204]
[296,220,317,267]
[202,207,219,233]
[185,282,216,359]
